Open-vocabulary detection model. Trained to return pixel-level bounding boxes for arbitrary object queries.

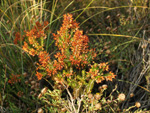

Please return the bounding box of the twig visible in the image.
[77,96,83,113]
[62,82,77,113]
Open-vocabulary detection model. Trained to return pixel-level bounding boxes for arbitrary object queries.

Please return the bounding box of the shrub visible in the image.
[21,13,119,112]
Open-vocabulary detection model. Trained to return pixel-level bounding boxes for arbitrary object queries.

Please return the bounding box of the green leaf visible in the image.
[82,70,85,77]
[86,79,94,93]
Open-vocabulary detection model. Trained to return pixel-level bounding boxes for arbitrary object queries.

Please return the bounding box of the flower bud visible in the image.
[135,102,141,108]
[106,15,110,19]
[116,14,120,17]
[38,93,42,99]
[41,87,48,94]
[97,29,101,32]
[25,80,28,85]
[30,91,34,95]
[31,85,35,89]
[100,50,103,53]
[33,93,37,97]
[107,99,111,103]
[31,81,36,85]
[29,77,32,81]
[95,103,101,110]
[98,86,102,91]
[141,44,147,49]
[61,108,67,112]
[23,72,28,77]
[94,93,101,100]
[38,108,44,113]
[104,46,109,49]
[130,93,134,98]
[118,93,125,101]
[102,84,108,89]
[35,83,40,87]
[106,27,111,31]
[106,50,111,54]
[88,93,93,99]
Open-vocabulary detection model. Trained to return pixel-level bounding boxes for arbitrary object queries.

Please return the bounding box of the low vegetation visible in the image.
[0,0,150,112]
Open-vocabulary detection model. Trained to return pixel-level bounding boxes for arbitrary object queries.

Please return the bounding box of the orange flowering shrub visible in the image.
[22,13,117,112]
[22,13,116,83]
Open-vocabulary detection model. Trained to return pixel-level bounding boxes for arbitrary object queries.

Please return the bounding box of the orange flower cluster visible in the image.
[87,63,116,83]
[14,32,24,44]
[22,14,115,83]
[36,50,66,80]
[99,62,109,71]
[69,30,89,67]
[36,72,44,80]
[105,71,116,81]
[21,14,98,80]
[26,21,48,39]
[8,74,21,84]
[38,51,50,67]
[36,51,55,79]
[53,13,96,69]
[22,21,49,56]
[14,21,48,45]
[20,21,51,80]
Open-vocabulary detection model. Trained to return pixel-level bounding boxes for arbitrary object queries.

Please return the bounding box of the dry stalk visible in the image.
[62,82,77,113]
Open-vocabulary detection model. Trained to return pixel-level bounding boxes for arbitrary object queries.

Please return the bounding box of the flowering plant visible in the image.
[22,14,117,112]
